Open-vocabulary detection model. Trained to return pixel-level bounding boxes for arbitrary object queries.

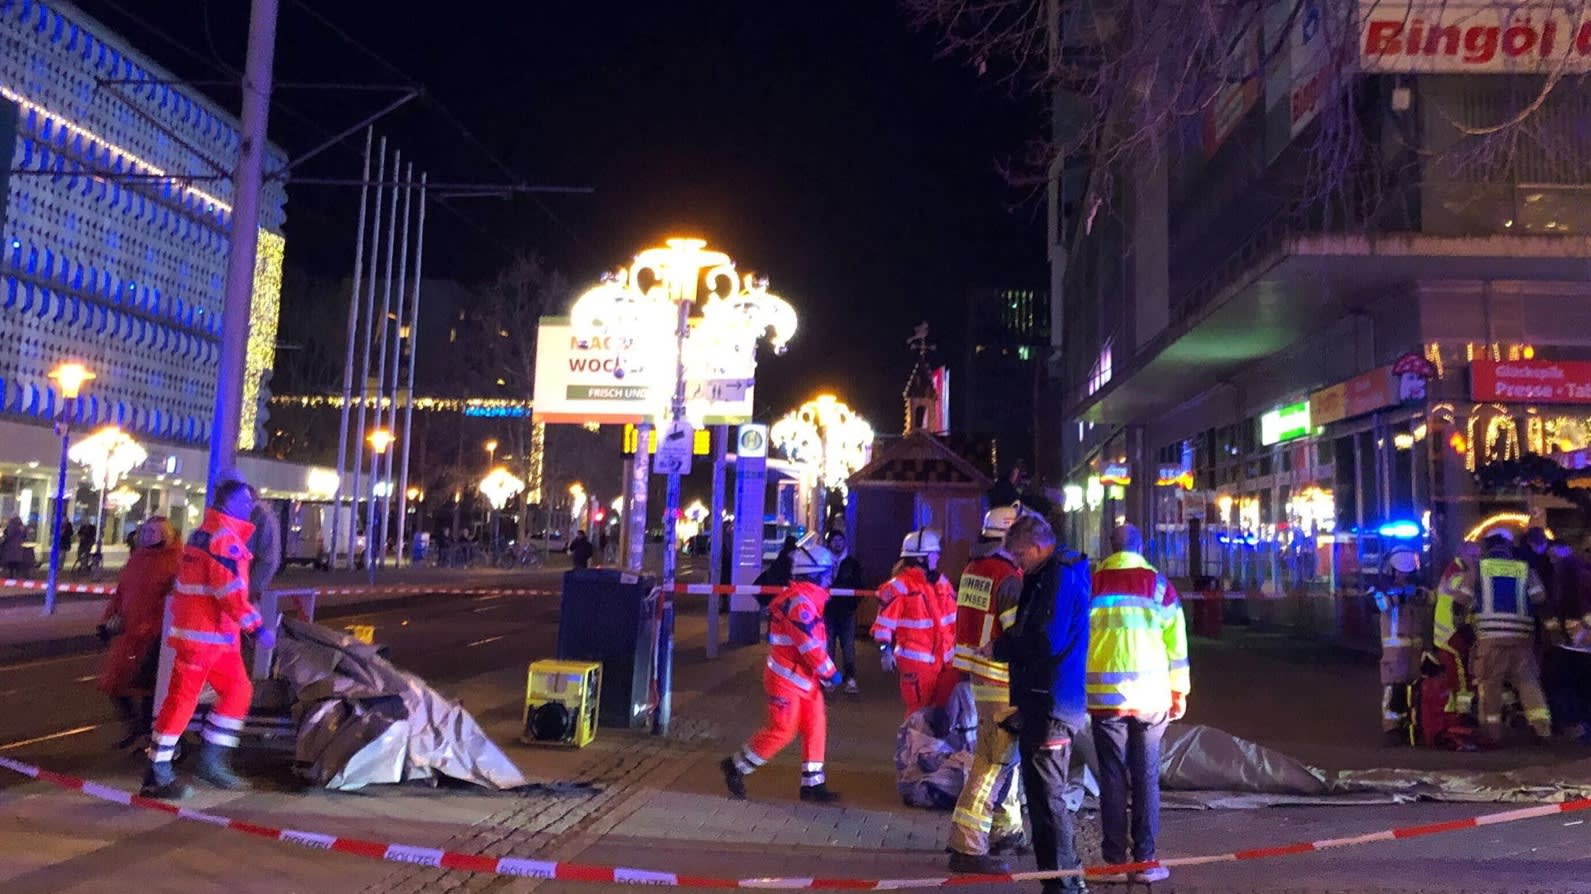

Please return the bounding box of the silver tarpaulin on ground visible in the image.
[1159,724,1591,809]
[275,618,528,791]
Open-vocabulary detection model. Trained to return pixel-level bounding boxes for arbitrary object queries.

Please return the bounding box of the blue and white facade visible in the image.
[0,1,321,549]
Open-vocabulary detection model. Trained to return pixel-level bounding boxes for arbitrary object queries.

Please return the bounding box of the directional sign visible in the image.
[653,420,695,477]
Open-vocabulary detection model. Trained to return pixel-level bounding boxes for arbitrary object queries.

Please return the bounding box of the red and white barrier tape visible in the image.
[0,578,116,595]
[3,755,1588,888]
[668,584,875,598]
[0,579,560,600]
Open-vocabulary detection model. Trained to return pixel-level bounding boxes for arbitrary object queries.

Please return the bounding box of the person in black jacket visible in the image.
[823,530,865,694]
[993,515,1090,894]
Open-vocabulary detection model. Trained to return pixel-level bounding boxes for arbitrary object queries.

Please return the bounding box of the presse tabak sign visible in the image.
[1471,360,1591,404]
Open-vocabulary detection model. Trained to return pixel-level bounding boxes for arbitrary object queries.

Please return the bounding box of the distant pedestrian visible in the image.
[57,520,74,556]
[1088,523,1189,885]
[823,530,864,695]
[569,530,594,569]
[753,535,799,607]
[97,517,180,749]
[1,516,31,577]
[76,521,98,562]
[993,515,1089,893]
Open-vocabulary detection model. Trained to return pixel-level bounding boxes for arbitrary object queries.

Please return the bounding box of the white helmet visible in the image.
[900,528,942,558]
[1483,526,1516,543]
[1386,547,1420,575]
[982,505,1022,539]
[790,543,837,577]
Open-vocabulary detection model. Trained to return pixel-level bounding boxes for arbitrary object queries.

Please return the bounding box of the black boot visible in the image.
[720,757,747,800]
[799,782,840,803]
[111,698,142,749]
[990,831,1033,856]
[139,761,191,800]
[192,741,251,791]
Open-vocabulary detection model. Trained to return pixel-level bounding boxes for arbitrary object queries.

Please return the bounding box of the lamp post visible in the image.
[479,467,524,556]
[568,238,796,586]
[484,438,498,539]
[68,426,148,569]
[365,428,394,580]
[43,362,94,615]
[770,394,875,533]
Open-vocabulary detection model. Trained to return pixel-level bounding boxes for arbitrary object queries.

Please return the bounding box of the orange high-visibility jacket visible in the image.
[168,508,262,648]
[873,566,958,665]
[765,582,838,693]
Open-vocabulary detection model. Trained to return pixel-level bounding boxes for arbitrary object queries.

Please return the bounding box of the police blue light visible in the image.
[1378,520,1422,539]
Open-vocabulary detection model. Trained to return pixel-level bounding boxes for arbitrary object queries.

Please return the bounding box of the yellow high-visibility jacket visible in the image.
[1086,551,1189,717]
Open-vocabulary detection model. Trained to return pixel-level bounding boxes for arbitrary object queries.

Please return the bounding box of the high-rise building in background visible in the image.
[959,286,1048,475]
[0,1,320,546]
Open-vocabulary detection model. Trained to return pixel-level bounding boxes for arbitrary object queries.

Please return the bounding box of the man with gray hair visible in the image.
[994,515,1091,893]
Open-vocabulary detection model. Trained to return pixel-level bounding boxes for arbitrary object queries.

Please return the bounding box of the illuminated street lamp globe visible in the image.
[478,467,525,512]
[68,426,148,493]
[771,394,875,494]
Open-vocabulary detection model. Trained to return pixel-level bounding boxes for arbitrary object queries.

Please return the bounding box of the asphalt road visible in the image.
[0,588,567,784]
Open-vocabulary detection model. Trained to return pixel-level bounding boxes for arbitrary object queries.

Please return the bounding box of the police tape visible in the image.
[0,578,116,595]
[0,579,560,600]
[2,754,1588,888]
[668,584,875,598]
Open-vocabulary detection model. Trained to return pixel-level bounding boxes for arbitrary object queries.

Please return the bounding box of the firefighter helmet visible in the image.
[900,528,942,558]
[790,543,837,577]
[981,505,1023,539]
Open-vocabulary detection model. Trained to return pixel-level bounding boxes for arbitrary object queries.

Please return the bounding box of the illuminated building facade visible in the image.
[0,1,310,547]
[1048,3,1591,648]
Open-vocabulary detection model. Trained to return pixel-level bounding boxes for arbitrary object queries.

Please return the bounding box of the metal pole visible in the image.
[706,424,728,657]
[348,139,388,569]
[626,425,650,573]
[661,298,690,589]
[205,0,278,493]
[394,173,427,568]
[377,163,413,568]
[42,401,72,615]
[330,127,373,574]
[365,150,402,576]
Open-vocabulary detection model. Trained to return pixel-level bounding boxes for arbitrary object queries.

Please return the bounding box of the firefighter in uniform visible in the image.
[1371,547,1427,745]
[1433,544,1481,721]
[1452,529,1552,743]
[141,479,272,799]
[722,543,844,802]
[946,506,1051,874]
[872,529,959,715]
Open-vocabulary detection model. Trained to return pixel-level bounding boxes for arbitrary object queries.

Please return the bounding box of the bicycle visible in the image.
[71,550,102,578]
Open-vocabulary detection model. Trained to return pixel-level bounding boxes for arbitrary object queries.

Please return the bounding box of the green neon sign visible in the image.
[1260,401,1311,446]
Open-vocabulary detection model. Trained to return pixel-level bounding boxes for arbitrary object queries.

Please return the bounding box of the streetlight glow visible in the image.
[478,466,525,511]
[367,428,395,454]
[48,361,96,400]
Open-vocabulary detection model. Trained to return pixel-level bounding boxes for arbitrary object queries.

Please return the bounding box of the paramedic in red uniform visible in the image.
[722,543,844,802]
[141,479,273,800]
[873,528,960,714]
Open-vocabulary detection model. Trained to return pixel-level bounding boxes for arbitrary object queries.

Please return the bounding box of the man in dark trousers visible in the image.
[823,530,864,695]
[993,516,1090,894]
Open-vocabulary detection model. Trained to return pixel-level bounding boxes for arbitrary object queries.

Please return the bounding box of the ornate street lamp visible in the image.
[479,466,525,553]
[771,394,875,531]
[568,238,797,583]
[365,428,394,576]
[68,425,148,566]
[43,362,95,614]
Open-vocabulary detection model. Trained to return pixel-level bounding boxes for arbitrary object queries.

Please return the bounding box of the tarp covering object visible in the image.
[275,618,528,791]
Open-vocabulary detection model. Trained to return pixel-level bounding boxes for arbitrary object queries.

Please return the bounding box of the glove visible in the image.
[823,671,844,691]
[1169,691,1187,721]
[254,625,277,651]
[880,647,897,673]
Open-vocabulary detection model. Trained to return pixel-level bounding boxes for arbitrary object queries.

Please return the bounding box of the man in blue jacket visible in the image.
[993,515,1090,894]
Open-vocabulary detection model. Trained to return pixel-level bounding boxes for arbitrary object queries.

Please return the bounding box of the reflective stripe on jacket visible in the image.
[168,508,261,648]
[952,552,1022,689]
[871,566,956,666]
[1086,551,1189,716]
[1454,555,1544,641]
[766,582,837,691]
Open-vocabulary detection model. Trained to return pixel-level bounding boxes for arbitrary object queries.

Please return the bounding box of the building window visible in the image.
[1088,339,1113,396]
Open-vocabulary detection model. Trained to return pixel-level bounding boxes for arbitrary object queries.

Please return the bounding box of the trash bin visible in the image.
[557,568,658,729]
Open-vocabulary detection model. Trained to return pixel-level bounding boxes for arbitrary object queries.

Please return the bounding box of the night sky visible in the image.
[73,0,1046,429]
